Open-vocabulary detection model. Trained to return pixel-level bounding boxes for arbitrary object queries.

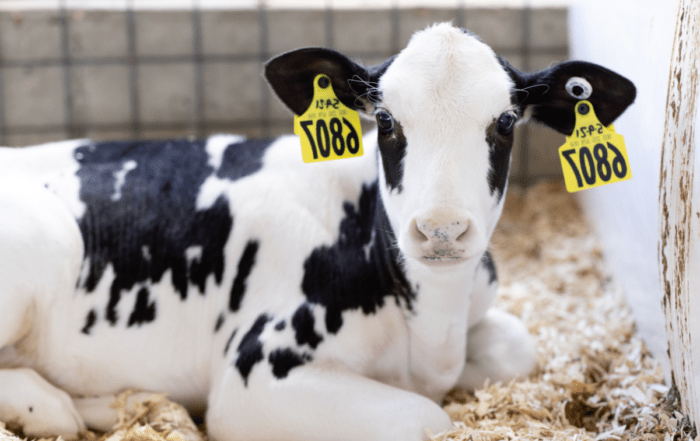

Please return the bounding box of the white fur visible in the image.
[378,24,514,264]
[0,23,535,441]
[111,160,137,201]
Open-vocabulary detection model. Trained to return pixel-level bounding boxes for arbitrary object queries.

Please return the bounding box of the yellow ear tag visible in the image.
[293,74,363,163]
[558,100,632,192]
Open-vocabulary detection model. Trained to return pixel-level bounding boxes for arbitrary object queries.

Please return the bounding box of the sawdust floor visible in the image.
[0,180,691,441]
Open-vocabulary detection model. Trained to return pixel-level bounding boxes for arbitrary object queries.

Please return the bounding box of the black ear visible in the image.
[501,59,636,135]
[264,48,394,116]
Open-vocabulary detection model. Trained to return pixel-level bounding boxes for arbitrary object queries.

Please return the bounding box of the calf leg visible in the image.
[207,363,452,441]
[456,308,537,390]
[0,180,86,438]
[457,251,537,390]
[0,369,85,438]
[73,392,158,432]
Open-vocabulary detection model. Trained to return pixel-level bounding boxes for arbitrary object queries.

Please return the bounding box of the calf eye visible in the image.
[376,111,394,134]
[497,112,516,136]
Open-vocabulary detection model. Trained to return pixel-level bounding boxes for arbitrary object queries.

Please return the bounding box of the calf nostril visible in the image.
[454,222,470,243]
[456,229,468,243]
[412,220,430,242]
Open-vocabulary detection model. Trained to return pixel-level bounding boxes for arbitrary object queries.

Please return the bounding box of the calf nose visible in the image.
[414,219,469,244]
[410,216,472,257]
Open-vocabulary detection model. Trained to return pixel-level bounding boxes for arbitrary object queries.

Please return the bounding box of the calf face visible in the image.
[265,23,635,271]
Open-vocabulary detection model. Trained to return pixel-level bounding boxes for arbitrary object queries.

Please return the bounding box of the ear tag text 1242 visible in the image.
[294,74,363,163]
[558,100,632,192]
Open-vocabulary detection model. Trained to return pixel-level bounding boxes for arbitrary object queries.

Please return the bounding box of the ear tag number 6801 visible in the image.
[294,74,364,163]
[558,100,632,192]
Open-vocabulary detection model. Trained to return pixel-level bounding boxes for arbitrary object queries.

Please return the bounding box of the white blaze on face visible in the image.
[377,23,515,265]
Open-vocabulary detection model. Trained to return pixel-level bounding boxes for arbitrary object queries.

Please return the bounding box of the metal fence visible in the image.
[0,5,569,184]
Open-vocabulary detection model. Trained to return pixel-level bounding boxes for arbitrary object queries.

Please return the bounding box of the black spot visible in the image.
[224,328,238,356]
[268,348,312,379]
[485,119,514,201]
[291,304,323,349]
[377,119,407,193]
[28,407,33,413]
[217,139,274,181]
[301,181,414,334]
[127,287,156,327]
[275,321,286,331]
[74,139,244,325]
[235,314,271,385]
[81,309,97,335]
[481,250,497,284]
[214,313,225,333]
[229,240,259,312]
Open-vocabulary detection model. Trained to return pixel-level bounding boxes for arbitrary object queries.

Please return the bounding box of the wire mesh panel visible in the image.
[0,3,569,183]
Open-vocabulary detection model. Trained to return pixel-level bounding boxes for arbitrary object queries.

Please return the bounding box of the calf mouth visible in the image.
[419,256,468,268]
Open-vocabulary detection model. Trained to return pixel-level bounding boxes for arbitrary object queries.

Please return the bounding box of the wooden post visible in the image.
[659,0,700,426]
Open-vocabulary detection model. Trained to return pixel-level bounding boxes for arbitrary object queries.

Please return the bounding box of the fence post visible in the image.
[658,0,700,428]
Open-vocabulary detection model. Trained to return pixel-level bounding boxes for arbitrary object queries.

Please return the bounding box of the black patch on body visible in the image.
[377,121,408,193]
[74,138,272,326]
[127,287,156,327]
[291,304,323,349]
[485,120,514,200]
[275,320,286,331]
[301,181,414,334]
[214,313,225,332]
[268,348,312,379]
[224,328,238,355]
[228,240,260,312]
[81,309,97,335]
[480,250,497,284]
[235,314,271,385]
[217,139,275,181]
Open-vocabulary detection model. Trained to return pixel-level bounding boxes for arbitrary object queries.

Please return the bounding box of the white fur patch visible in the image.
[111,160,137,201]
[206,134,246,171]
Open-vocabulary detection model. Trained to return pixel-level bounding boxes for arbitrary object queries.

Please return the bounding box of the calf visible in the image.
[0,23,635,441]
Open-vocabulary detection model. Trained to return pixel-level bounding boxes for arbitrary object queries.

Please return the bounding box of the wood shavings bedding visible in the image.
[0,179,691,441]
[1,391,203,441]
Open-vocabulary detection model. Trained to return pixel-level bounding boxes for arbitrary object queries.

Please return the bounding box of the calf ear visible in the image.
[501,59,636,135]
[264,48,393,116]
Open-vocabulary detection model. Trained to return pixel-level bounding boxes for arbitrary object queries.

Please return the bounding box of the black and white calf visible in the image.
[0,23,635,441]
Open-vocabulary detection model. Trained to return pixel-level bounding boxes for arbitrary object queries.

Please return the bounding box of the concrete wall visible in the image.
[0,6,568,184]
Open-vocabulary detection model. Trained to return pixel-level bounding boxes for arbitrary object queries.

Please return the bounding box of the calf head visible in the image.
[265,23,635,270]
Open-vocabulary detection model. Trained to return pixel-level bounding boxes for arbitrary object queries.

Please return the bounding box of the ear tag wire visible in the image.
[294,74,364,163]
[558,100,632,192]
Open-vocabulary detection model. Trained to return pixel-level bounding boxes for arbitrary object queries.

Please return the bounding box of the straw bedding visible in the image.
[0,180,691,441]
